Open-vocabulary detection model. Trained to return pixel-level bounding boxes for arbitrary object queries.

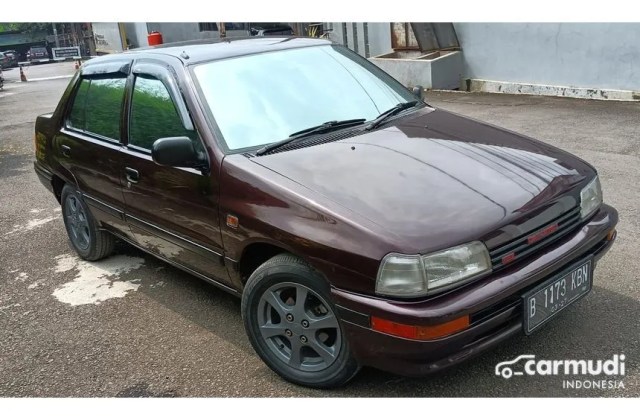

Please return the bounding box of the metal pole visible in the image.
[118,23,128,51]
[363,22,370,58]
[86,23,97,56]
[352,22,359,54]
[52,23,59,48]
[341,23,348,47]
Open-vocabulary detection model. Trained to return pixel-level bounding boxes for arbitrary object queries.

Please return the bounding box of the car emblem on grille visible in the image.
[527,223,559,245]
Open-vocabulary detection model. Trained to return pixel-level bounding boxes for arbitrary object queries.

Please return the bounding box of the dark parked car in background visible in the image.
[33,37,618,388]
[249,23,294,36]
[27,46,50,63]
[0,52,10,69]
[1,50,18,67]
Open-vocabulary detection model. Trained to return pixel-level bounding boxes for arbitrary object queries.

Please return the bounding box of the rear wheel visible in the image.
[242,253,360,388]
[61,185,114,261]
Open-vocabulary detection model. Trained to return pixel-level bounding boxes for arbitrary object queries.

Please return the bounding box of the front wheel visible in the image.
[241,254,360,388]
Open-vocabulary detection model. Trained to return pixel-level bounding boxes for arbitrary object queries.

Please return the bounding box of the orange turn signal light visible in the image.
[606,229,617,241]
[226,214,239,228]
[371,315,470,341]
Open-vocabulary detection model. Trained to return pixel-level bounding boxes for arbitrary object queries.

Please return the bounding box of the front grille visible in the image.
[489,206,582,271]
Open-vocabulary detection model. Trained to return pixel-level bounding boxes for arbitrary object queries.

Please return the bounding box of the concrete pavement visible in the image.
[0,65,638,396]
[2,61,76,84]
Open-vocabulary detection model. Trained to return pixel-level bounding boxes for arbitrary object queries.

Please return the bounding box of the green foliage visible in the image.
[68,76,200,152]
[85,79,125,140]
[69,78,125,140]
[130,77,194,149]
[0,23,53,34]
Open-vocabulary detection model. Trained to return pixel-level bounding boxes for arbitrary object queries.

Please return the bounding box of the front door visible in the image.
[120,61,230,287]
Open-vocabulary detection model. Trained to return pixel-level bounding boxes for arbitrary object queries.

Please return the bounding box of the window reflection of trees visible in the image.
[84,78,126,140]
[129,77,199,152]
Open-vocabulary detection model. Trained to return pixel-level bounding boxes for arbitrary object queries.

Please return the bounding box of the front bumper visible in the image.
[331,204,618,377]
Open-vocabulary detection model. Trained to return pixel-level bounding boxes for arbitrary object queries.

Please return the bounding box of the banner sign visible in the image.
[52,46,81,60]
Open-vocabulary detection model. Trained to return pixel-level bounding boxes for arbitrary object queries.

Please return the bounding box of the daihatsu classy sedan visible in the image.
[33,37,618,388]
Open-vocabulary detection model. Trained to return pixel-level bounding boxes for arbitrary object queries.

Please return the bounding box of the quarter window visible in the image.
[129,76,198,151]
[68,78,90,130]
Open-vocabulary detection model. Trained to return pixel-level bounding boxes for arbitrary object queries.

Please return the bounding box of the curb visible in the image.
[465,79,640,102]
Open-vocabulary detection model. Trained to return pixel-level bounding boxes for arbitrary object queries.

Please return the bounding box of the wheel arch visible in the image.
[236,241,294,285]
[51,174,65,204]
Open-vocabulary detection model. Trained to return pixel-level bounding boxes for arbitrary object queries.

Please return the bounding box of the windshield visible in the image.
[193,45,416,152]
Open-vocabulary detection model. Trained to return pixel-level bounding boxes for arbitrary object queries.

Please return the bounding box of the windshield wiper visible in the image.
[366,100,419,131]
[255,118,366,156]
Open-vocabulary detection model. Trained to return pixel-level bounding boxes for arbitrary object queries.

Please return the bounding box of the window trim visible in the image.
[63,74,128,145]
[124,59,209,171]
[81,59,132,78]
[131,62,194,131]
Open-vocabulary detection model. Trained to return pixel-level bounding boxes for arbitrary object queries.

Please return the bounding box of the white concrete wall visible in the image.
[145,23,247,44]
[327,22,392,57]
[146,23,209,43]
[453,23,640,91]
[123,23,149,49]
[92,23,124,54]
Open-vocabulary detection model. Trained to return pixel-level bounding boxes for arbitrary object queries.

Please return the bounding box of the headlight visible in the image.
[580,176,602,219]
[376,241,491,298]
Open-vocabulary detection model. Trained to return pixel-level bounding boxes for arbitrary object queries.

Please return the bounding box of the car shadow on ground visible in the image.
[118,242,638,397]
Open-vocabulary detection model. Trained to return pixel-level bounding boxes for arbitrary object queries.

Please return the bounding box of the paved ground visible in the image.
[2,61,77,83]
[0,64,638,397]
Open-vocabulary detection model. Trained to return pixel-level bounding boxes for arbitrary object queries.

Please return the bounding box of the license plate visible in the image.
[523,257,593,334]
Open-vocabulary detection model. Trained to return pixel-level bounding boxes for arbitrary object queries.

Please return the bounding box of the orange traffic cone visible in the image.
[19,66,27,82]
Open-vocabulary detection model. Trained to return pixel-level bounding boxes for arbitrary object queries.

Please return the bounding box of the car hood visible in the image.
[252,108,594,253]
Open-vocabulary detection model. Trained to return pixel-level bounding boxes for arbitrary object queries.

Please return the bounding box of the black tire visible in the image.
[61,185,114,261]
[242,253,360,388]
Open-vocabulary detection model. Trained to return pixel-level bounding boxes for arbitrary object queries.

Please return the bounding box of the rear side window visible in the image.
[67,77,126,141]
[129,76,198,150]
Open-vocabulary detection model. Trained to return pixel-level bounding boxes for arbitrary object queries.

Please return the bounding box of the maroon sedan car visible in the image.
[33,37,617,388]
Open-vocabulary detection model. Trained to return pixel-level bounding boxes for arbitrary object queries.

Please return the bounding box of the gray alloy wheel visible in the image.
[242,253,360,388]
[60,185,115,261]
[257,282,341,372]
[64,194,91,251]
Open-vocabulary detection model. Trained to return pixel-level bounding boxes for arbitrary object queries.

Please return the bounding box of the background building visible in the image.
[327,22,640,99]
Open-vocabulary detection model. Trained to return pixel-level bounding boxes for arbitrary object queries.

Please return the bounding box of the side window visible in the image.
[67,77,126,141]
[129,76,200,152]
[85,78,126,140]
[68,78,90,130]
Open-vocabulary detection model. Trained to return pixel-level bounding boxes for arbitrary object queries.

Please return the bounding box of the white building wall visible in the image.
[331,22,640,94]
[327,22,392,57]
[453,23,640,92]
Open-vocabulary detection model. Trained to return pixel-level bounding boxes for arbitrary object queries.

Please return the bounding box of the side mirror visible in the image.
[151,137,208,172]
[412,85,425,100]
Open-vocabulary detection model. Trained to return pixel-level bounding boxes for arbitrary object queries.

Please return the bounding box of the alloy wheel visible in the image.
[64,195,90,251]
[257,282,341,372]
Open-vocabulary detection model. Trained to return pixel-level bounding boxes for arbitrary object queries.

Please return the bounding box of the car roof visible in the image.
[89,36,332,66]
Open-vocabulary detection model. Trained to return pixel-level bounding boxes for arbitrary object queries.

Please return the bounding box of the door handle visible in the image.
[61,144,71,157]
[125,167,139,184]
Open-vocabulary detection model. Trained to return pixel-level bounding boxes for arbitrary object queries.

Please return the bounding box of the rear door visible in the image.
[54,60,131,237]
[120,59,231,287]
